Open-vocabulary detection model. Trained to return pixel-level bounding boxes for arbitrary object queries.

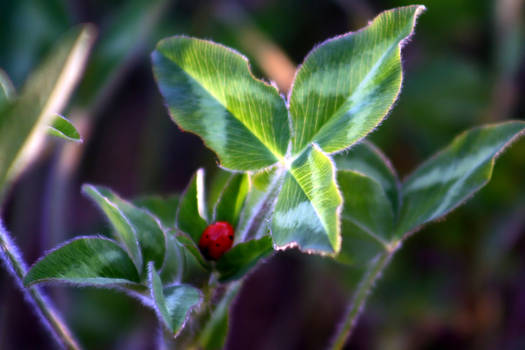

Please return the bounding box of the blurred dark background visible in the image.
[1,0,524,349]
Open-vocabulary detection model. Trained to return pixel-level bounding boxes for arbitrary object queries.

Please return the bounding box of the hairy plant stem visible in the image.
[0,221,81,350]
[241,166,285,242]
[330,246,398,350]
[197,280,241,348]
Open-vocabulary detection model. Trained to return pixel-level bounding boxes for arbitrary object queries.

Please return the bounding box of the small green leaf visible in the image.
[24,237,140,287]
[86,185,167,271]
[82,184,143,273]
[149,263,202,336]
[336,171,393,265]
[216,236,273,282]
[396,121,525,237]
[48,114,82,142]
[152,36,290,171]
[177,169,208,243]
[0,26,94,200]
[272,145,342,254]
[134,194,179,228]
[214,173,250,229]
[175,232,211,271]
[289,5,425,155]
[335,141,400,215]
[198,282,241,350]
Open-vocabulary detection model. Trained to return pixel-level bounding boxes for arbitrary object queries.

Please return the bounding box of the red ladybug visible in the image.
[199,221,234,260]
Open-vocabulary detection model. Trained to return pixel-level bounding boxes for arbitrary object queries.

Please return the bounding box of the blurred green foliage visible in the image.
[0,0,524,349]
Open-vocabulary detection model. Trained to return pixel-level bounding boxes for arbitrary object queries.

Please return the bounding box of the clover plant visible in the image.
[1,4,524,350]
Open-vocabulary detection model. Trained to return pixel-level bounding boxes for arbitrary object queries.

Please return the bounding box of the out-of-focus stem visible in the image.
[329,249,395,350]
[487,0,523,121]
[237,28,296,93]
[0,221,81,350]
[214,1,296,94]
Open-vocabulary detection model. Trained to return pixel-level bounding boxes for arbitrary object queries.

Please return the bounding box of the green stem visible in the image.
[329,249,396,350]
[0,221,81,350]
[197,280,241,348]
[241,166,285,241]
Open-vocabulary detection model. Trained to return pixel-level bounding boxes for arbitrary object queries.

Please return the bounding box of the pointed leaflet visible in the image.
[148,263,202,336]
[0,26,94,198]
[82,185,143,273]
[272,145,342,254]
[48,114,82,142]
[86,185,166,271]
[396,121,525,238]
[177,169,208,243]
[152,36,290,171]
[24,237,140,287]
[289,5,425,155]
